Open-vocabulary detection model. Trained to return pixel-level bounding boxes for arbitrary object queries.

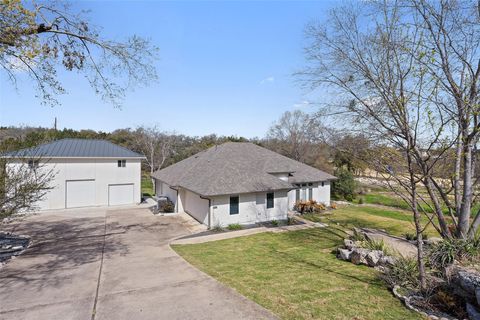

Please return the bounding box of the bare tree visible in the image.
[0,1,158,107]
[0,157,55,218]
[266,110,324,163]
[301,0,480,239]
[134,125,174,180]
[299,0,480,291]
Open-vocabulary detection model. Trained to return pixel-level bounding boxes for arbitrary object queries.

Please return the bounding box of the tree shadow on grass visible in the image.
[275,227,383,287]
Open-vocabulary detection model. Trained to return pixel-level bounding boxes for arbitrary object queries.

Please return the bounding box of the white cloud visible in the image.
[293,100,311,109]
[259,76,275,85]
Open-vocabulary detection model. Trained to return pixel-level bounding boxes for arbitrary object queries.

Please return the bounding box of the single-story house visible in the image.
[3,139,145,210]
[152,142,335,227]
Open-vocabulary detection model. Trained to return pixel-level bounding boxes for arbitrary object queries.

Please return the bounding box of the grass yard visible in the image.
[173,227,422,320]
[304,205,440,238]
[141,176,154,196]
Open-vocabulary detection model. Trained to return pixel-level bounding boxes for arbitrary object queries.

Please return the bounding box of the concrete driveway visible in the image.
[0,207,277,320]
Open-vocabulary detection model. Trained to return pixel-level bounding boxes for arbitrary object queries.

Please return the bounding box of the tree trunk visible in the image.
[459,143,473,238]
[407,149,427,292]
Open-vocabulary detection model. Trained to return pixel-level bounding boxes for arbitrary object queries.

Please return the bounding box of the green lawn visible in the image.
[141,176,153,196]
[305,205,440,238]
[173,227,422,320]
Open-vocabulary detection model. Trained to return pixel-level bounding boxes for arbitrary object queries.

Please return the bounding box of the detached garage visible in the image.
[4,139,145,210]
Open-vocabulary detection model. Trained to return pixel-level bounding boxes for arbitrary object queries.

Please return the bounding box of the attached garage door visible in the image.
[108,184,134,206]
[66,180,96,208]
[184,189,209,224]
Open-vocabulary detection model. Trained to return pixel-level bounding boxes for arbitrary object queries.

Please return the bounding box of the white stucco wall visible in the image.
[210,190,289,227]
[182,188,209,225]
[287,181,331,209]
[7,158,142,210]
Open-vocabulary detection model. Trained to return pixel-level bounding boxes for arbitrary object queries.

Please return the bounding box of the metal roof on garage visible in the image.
[3,139,145,159]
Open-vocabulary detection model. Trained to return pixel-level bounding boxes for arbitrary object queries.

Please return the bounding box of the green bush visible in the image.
[271,219,279,226]
[227,223,242,231]
[358,197,364,205]
[428,238,480,269]
[332,167,356,201]
[361,238,393,256]
[380,256,419,290]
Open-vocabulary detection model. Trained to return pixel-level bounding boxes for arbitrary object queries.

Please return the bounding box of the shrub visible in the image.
[361,238,392,256]
[332,167,356,201]
[287,217,296,225]
[227,223,242,231]
[380,256,419,290]
[428,238,480,270]
[271,219,278,226]
[211,223,224,232]
[358,197,364,205]
[350,229,366,242]
[403,232,428,241]
[158,199,175,213]
[293,200,326,214]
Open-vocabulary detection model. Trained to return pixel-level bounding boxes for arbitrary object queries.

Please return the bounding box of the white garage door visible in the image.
[108,184,134,206]
[184,189,209,224]
[66,180,96,208]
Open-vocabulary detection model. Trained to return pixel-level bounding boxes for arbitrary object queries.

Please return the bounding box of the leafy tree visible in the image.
[331,168,355,201]
[0,0,158,107]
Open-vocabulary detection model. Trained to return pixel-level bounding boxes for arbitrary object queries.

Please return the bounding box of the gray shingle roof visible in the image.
[152,142,335,197]
[3,139,145,159]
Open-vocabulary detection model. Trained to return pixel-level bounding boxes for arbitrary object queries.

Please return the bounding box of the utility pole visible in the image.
[53,117,57,131]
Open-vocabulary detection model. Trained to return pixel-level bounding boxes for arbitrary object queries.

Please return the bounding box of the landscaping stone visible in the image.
[379,255,396,266]
[476,287,480,306]
[424,237,442,245]
[337,248,352,261]
[365,250,384,267]
[467,303,480,320]
[343,239,354,249]
[350,248,369,265]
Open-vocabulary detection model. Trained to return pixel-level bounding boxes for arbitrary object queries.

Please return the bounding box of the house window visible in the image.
[321,182,325,187]
[296,189,300,201]
[230,196,239,215]
[117,160,126,167]
[266,192,274,209]
[28,160,39,170]
[308,188,313,200]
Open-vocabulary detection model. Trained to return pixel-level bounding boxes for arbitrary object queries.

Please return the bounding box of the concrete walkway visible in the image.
[171,216,325,245]
[0,206,277,320]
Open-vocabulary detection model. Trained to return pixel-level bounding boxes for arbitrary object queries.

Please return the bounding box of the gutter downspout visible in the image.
[200,196,212,229]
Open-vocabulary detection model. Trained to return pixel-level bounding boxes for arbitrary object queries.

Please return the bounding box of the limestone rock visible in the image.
[343,239,354,249]
[337,248,352,261]
[467,303,480,320]
[365,250,384,267]
[350,248,370,265]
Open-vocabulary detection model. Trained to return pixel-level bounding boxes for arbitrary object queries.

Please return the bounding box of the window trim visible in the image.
[266,192,274,209]
[229,196,239,215]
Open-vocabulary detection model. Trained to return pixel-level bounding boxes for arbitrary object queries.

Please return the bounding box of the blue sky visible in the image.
[0,0,335,138]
